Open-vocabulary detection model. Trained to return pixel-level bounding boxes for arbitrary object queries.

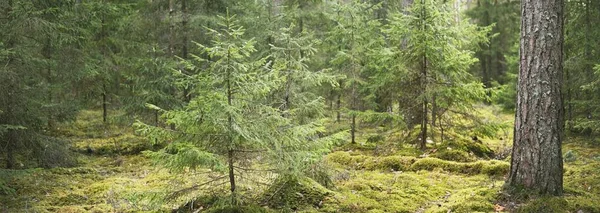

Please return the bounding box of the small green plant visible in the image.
[564,150,577,163]
[366,135,385,143]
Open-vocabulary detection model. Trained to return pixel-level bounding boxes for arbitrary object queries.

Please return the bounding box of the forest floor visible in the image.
[1,108,600,213]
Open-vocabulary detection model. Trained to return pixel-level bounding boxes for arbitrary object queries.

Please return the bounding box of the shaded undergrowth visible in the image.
[2,108,600,212]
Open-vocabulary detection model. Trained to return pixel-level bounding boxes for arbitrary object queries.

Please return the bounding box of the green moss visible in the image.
[262,176,332,210]
[206,205,272,213]
[430,149,474,162]
[366,135,385,143]
[72,134,155,156]
[326,151,417,171]
[322,170,504,213]
[362,156,416,171]
[518,197,569,213]
[438,139,495,158]
[327,151,508,176]
[410,158,509,176]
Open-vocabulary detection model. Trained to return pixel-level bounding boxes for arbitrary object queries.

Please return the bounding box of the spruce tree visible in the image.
[386,0,490,149]
[327,0,386,144]
[136,10,339,205]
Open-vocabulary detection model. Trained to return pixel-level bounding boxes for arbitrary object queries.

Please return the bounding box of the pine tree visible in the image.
[508,0,564,195]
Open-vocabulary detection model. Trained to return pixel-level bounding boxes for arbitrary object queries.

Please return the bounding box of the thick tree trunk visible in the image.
[508,0,564,195]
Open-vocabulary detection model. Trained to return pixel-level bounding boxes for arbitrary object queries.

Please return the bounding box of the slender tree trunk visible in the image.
[419,0,428,150]
[102,83,107,123]
[227,149,236,204]
[420,57,428,150]
[168,0,175,56]
[4,0,15,169]
[350,13,357,144]
[225,22,237,202]
[336,92,341,123]
[5,95,16,169]
[43,38,54,129]
[583,0,592,116]
[181,0,191,103]
[564,6,572,131]
[508,0,564,195]
[431,94,436,127]
[351,115,356,144]
[479,0,491,88]
[6,132,15,169]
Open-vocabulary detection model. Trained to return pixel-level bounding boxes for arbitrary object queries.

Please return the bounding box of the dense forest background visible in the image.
[1,0,600,212]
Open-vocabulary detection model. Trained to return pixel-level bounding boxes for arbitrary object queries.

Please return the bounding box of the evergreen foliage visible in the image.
[136,10,343,205]
[386,0,490,149]
[2,0,598,211]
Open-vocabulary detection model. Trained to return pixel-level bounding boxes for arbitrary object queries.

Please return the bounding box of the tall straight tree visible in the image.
[386,0,489,150]
[328,0,384,144]
[508,0,564,195]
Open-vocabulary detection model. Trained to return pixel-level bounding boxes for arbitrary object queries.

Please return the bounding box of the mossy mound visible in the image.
[54,110,124,139]
[326,151,416,171]
[438,138,495,159]
[411,158,509,176]
[326,151,508,176]
[430,148,475,162]
[320,170,504,212]
[517,197,569,213]
[262,176,332,210]
[205,205,272,213]
[72,134,155,156]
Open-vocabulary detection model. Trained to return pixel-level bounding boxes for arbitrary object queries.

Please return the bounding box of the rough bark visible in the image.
[508,0,564,195]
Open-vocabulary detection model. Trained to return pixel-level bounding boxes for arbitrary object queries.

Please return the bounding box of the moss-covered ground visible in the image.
[2,108,600,212]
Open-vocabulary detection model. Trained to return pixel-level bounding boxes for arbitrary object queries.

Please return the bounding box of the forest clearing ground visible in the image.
[2,109,600,212]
